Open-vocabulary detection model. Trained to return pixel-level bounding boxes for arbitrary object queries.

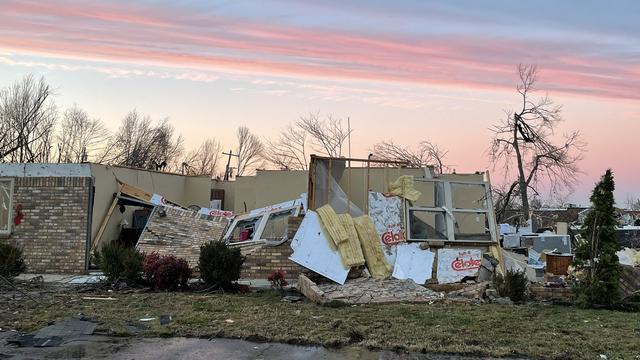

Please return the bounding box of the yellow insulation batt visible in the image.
[337,214,366,267]
[353,215,392,279]
[317,204,349,247]
[389,175,421,202]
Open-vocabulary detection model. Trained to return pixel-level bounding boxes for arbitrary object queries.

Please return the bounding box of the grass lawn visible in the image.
[2,290,639,359]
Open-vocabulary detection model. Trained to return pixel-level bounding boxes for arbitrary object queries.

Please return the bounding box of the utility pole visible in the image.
[222,149,239,181]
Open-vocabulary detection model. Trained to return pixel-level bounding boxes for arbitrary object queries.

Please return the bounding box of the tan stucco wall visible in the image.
[215,170,307,213]
[90,164,211,246]
[212,169,487,217]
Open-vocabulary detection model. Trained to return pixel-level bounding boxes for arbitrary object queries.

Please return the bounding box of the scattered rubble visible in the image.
[298,274,443,305]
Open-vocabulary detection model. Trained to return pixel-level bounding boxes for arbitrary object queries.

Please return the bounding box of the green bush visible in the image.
[0,242,26,279]
[93,242,144,284]
[199,240,245,291]
[494,269,528,302]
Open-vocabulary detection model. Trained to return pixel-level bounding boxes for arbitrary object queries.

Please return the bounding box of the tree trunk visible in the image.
[513,119,530,221]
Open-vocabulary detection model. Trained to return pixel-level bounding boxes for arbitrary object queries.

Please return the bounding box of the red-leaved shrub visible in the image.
[268,270,288,290]
[143,252,192,290]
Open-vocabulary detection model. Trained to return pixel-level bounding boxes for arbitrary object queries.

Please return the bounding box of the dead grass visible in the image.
[2,289,640,359]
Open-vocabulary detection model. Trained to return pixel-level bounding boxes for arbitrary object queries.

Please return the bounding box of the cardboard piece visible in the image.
[436,248,482,284]
[289,211,349,285]
[392,243,434,284]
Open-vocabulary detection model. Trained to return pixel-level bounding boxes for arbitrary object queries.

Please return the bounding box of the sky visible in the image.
[0,0,638,206]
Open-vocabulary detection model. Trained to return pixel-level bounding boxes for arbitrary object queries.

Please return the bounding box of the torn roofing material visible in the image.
[136,206,230,269]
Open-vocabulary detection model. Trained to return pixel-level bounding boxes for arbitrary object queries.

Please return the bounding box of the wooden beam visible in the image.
[119,182,152,202]
[91,187,121,252]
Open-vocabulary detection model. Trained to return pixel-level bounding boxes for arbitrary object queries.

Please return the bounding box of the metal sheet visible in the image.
[289,211,349,285]
[392,243,434,284]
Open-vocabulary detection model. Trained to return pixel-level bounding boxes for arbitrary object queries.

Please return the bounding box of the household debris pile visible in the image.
[284,156,506,304]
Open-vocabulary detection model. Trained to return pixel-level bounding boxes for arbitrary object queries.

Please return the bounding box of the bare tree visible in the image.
[372,140,449,173]
[490,64,585,222]
[236,126,263,176]
[624,194,640,211]
[264,124,308,170]
[56,105,109,163]
[297,113,349,158]
[182,138,222,177]
[100,110,183,170]
[0,75,57,163]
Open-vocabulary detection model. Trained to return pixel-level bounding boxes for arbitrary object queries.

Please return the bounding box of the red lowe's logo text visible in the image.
[451,257,481,271]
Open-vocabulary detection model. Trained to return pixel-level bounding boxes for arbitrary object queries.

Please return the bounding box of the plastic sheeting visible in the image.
[617,247,640,267]
[313,158,363,216]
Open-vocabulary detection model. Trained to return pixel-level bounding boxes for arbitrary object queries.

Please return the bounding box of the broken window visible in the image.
[223,201,302,245]
[407,179,496,243]
[0,179,14,236]
[408,209,448,240]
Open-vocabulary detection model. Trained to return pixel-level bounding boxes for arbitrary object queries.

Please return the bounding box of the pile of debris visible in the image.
[282,156,505,304]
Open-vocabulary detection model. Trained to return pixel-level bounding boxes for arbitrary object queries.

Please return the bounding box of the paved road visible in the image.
[0,333,521,359]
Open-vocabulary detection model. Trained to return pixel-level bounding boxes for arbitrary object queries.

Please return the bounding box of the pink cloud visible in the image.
[0,0,638,100]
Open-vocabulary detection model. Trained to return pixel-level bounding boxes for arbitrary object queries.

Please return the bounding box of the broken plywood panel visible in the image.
[136,206,230,269]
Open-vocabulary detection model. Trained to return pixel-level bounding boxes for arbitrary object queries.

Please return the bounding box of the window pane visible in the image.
[0,180,11,232]
[451,183,487,210]
[409,210,447,240]
[228,217,261,242]
[452,211,491,241]
[262,208,297,241]
[412,181,435,207]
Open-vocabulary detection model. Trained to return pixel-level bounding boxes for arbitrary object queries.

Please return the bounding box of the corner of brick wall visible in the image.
[240,215,306,281]
[5,177,91,274]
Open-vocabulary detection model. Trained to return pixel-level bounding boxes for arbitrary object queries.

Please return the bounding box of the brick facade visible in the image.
[2,177,92,274]
[528,284,574,302]
[240,216,305,281]
[136,206,230,270]
[240,241,306,281]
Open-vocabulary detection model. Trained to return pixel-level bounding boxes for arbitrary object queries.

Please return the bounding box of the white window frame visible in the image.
[405,178,497,243]
[0,178,15,236]
[224,204,302,245]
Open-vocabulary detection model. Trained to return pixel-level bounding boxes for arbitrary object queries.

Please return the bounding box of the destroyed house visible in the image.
[0,163,213,274]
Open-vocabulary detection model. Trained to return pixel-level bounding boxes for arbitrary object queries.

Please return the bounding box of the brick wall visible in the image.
[136,206,230,270]
[2,177,91,274]
[529,284,574,302]
[240,216,305,281]
[240,241,306,281]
